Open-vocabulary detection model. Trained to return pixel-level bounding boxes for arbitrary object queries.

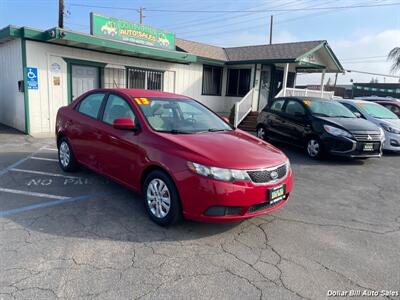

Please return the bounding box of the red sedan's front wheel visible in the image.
[143,170,182,226]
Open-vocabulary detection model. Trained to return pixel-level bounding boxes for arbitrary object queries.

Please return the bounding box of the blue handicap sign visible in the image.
[26,67,38,90]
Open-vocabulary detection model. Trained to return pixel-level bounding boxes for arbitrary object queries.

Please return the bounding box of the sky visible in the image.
[1,0,400,85]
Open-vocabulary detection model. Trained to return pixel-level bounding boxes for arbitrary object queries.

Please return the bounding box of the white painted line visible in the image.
[42,147,58,151]
[10,168,82,179]
[0,143,57,177]
[30,157,59,162]
[0,187,70,200]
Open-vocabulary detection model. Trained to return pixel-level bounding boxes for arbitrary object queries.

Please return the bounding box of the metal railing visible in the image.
[275,88,335,99]
[234,88,254,128]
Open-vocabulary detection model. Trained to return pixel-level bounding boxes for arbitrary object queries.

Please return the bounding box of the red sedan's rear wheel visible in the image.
[143,170,182,226]
[58,137,79,172]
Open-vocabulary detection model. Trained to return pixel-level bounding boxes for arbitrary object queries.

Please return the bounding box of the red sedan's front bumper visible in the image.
[174,168,293,222]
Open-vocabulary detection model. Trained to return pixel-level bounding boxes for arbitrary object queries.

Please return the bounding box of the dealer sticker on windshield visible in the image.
[134,97,151,105]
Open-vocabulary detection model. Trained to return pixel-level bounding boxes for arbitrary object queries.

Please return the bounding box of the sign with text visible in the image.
[26,67,38,90]
[90,13,176,50]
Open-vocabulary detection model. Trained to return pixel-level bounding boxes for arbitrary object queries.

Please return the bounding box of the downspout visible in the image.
[21,38,30,134]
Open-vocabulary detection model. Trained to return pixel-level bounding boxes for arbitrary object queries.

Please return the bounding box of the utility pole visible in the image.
[269,15,273,44]
[139,7,145,24]
[58,0,64,28]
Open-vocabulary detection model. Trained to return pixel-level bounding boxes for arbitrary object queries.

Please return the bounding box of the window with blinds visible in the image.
[202,65,223,96]
[127,68,164,90]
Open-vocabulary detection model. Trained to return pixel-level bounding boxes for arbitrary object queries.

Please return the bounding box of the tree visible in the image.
[388,47,400,73]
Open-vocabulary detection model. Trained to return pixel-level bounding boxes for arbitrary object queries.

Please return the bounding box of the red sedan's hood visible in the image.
[160,130,288,170]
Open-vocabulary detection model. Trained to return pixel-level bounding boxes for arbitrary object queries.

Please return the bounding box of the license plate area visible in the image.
[363,143,374,151]
[268,184,286,204]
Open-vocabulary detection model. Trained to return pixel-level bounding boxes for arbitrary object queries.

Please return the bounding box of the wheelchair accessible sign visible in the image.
[26,67,38,90]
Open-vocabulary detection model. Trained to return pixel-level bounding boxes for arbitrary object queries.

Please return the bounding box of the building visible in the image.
[352,83,400,99]
[0,15,344,136]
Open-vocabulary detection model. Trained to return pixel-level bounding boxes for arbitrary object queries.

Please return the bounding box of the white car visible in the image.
[339,99,400,152]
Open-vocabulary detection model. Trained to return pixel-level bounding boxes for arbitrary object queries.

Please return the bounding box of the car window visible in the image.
[305,99,355,118]
[137,98,232,133]
[102,94,136,125]
[356,102,398,119]
[285,100,305,116]
[270,100,285,112]
[383,104,400,115]
[77,93,105,119]
[342,103,361,115]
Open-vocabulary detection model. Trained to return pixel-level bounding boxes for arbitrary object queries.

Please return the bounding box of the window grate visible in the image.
[127,68,163,91]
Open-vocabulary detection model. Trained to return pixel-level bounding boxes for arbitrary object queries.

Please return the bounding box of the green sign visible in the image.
[90,13,176,50]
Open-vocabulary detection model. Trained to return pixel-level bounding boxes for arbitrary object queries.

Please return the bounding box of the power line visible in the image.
[68,2,400,13]
[174,0,322,35]
[167,0,307,31]
[346,69,400,78]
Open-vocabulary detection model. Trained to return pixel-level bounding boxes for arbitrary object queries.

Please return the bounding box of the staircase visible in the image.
[238,111,259,132]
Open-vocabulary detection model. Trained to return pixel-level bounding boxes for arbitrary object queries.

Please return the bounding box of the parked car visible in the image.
[366,100,400,118]
[56,89,293,225]
[256,97,384,159]
[339,99,400,152]
[355,96,400,103]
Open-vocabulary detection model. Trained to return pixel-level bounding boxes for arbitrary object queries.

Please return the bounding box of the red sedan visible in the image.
[56,89,293,225]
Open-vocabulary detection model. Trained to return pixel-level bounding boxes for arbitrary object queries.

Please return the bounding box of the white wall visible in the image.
[0,38,25,132]
[25,40,256,134]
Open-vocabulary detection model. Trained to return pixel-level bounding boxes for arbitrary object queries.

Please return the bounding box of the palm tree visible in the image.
[388,47,400,73]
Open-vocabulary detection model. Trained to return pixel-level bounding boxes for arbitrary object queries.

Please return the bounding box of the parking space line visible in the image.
[30,157,58,162]
[0,193,104,217]
[0,187,69,200]
[0,144,53,177]
[10,168,82,179]
[42,147,58,151]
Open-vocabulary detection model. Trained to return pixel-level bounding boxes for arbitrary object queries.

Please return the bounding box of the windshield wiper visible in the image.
[159,129,192,134]
[207,128,229,132]
[312,113,330,117]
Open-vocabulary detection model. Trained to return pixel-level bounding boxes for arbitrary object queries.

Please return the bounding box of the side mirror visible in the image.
[354,112,362,118]
[113,117,137,130]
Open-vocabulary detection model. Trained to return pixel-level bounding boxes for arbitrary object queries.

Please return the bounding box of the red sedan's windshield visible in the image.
[136,98,232,133]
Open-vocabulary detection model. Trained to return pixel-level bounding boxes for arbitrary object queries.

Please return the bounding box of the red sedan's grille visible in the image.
[247,164,287,184]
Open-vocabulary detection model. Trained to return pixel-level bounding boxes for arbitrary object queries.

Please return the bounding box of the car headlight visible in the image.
[323,125,353,138]
[187,162,251,182]
[380,123,400,134]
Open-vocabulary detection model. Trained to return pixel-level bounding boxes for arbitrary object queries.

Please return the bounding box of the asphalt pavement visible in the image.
[0,124,399,300]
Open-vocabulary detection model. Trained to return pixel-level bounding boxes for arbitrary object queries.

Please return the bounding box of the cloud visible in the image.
[297,29,400,85]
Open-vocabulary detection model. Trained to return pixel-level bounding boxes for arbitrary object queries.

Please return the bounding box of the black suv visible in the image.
[256,97,384,159]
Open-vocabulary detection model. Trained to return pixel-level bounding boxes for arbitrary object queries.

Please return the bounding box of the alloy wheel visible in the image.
[59,141,71,168]
[146,178,171,219]
[307,139,320,157]
[257,127,266,140]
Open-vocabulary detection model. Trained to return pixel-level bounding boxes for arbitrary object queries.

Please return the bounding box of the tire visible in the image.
[58,137,79,172]
[143,170,182,226]
[306,137,324,159]
[256,125,268,141]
